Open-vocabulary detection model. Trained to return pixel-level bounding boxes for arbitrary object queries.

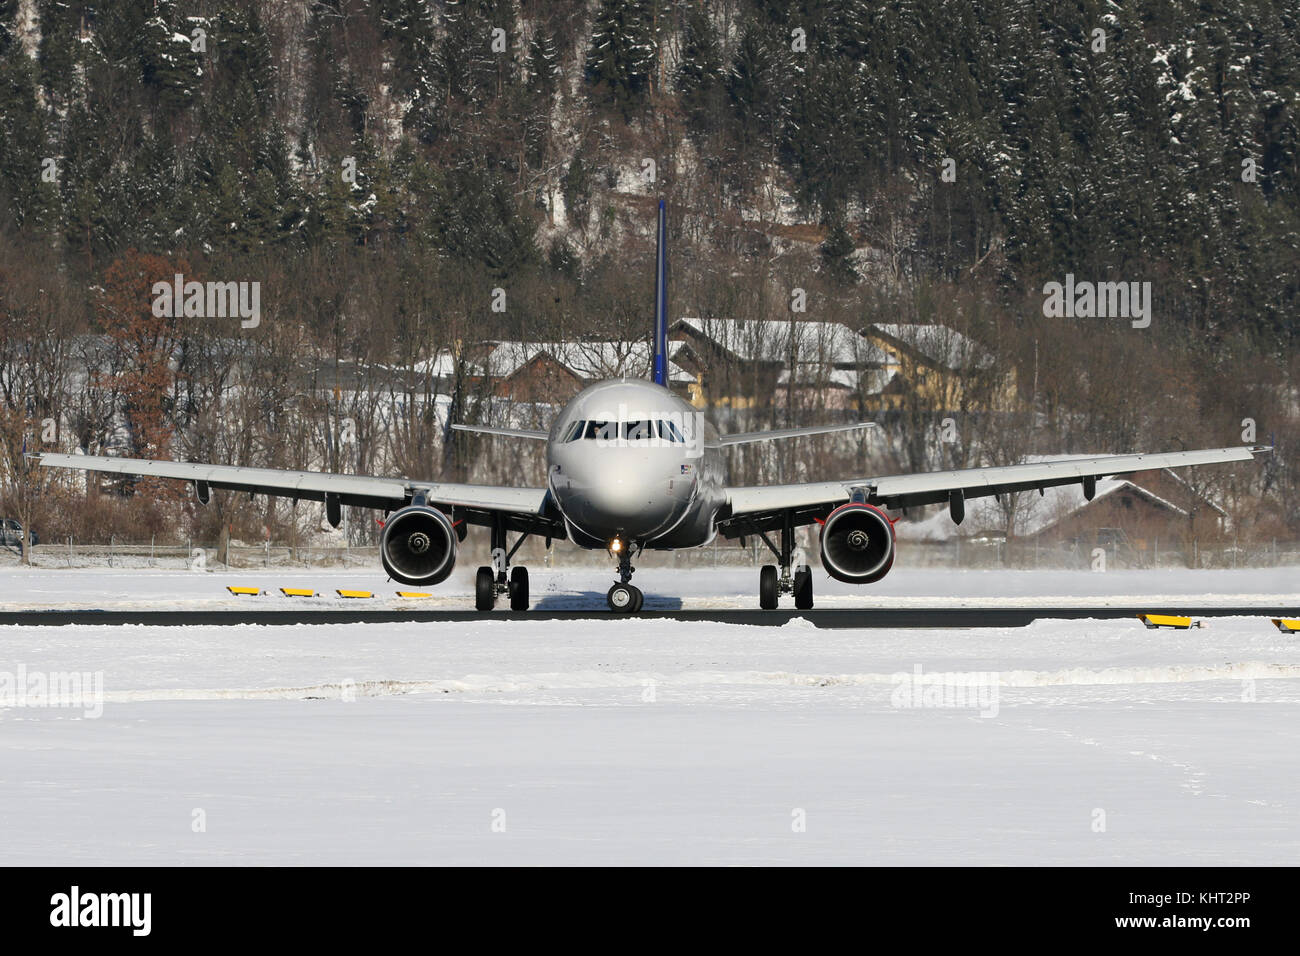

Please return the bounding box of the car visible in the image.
[0,518,37,550]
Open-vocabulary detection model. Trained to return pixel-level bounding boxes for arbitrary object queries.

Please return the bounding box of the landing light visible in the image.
[609,538,623,553]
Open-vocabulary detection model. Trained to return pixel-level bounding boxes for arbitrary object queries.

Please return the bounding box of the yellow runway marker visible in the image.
[1138,613,1200,629]
[336,589,373,599]
[396,591,432,598]
[1272,618,1300,634]
[280,587,315,597]
[226,586,260,596]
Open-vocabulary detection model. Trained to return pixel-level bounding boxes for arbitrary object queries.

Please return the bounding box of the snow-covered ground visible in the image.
[1,567,1298,864]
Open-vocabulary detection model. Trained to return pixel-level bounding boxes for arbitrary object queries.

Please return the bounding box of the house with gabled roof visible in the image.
[482,340,696,404]
[670,317,897,410]
[862,322,1016,414]
[896,458,1229,566]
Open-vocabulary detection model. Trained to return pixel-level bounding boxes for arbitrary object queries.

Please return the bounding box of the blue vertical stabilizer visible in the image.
[652,199,668,386]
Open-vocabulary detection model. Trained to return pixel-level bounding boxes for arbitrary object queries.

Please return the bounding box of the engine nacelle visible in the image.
[819,502,896,584]
[380,506,458,586]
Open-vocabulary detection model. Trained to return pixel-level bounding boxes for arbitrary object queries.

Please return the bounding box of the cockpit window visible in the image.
[563,417,685,443]
[623,420,655,441]
[581,420,617,441]
[657,419,686,443]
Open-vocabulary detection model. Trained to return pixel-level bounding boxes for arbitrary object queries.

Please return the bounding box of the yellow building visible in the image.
[862,323,1018,414]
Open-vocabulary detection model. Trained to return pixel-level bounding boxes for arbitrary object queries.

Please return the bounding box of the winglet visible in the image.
[652,198,668,387]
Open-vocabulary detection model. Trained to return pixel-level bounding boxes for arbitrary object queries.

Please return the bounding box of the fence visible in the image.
[899,537,1300,570]
[6,535,1299,571]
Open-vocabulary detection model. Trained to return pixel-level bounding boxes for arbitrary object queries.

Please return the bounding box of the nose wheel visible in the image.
[607,583,643,612]
[607,539,644,612]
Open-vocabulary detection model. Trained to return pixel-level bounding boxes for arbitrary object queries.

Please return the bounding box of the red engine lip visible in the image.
[819,501,896,584]
[380,505,458,586]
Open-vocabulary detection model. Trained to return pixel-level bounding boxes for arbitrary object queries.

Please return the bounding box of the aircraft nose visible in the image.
[585,463,656,517]
[557,453,678,536]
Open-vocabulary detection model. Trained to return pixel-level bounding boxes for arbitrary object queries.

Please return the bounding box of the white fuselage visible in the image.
[545,379,726,549]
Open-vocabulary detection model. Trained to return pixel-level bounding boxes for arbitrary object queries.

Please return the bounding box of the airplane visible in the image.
[36,201,1268,613]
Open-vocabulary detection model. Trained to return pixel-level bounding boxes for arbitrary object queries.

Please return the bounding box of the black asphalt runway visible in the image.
[1,606,1297,628]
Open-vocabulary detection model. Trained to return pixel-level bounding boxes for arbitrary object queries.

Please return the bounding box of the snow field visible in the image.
[1,567,1297,864]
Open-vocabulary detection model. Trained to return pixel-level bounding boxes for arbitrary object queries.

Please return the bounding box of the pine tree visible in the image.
[36,0,78,107]
[561,153,592,231]
[0,0,17,54]
[380,0,437,103]
[727,24,789,157]
[429,164,536,276]
[526,27,560,105]
[139,3,201,111]
[677,2,724,140]
[785,58,869,215]
[524,27,560,171]
[439,0,518,107]
[585,0,656,115]
[819,215,858,285]
[61,95,114,270]
[0,33,52,229]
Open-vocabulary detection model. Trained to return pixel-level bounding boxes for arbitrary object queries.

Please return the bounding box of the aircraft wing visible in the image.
[710,422,875,447]
[719,446,1267,536]
[36,453,562,536]
[450,424,550,440]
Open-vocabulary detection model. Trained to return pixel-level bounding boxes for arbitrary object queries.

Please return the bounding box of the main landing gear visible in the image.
[476,516,531,612]
[606,540,644,613]
[756,511,813,611]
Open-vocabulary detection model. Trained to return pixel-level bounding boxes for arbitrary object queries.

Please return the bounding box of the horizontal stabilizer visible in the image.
[450,424,549,441]
[711,422,876,447]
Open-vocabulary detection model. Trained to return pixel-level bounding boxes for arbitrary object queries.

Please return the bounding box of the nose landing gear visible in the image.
[606,539,644,612]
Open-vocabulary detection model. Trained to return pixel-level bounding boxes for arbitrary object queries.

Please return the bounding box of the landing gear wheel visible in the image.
[793,566,813,610]
[628,586,644,612]
[759,565,778,610]
[607,583,635,612]
[475,566,496,612]
[509,566,529,611]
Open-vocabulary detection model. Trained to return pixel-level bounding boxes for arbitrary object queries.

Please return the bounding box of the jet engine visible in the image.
[819,502,895,584]
[380,506,458,586]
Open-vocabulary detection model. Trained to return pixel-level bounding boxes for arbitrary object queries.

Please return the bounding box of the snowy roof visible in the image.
[485,341,696,383]
[867,324,992,371]
[410,350,484,379]
[675,318,894,366]
[776,366,897,393]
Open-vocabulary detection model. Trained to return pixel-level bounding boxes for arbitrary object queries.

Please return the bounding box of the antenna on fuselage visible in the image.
[652,198,668,387]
